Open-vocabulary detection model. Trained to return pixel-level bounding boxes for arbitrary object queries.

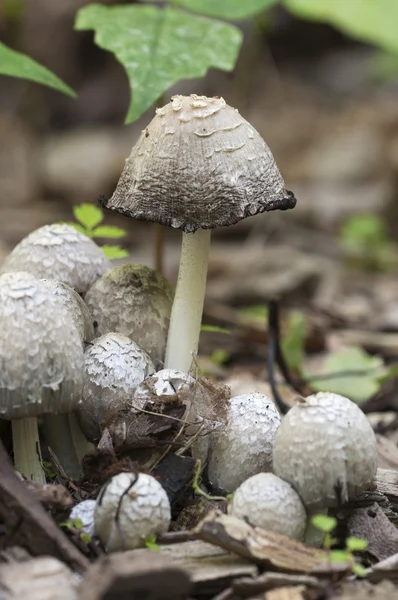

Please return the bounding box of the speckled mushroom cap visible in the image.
[41,279,94,344]
[94,472,171,552]
[273,392,378,510]
[230,473,307,540]
[85,264,174,367]
[99,95,296,233]
[206,392,281,494]
[0,272,84,419]
[0,224,111,293]
[77,332,155,441]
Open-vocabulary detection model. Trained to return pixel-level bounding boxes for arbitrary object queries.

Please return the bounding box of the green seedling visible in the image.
[144,533,160,551]
[60,518,92,544]
[66,203,128,260]
[192,460,226,503]
[311,514,368,577]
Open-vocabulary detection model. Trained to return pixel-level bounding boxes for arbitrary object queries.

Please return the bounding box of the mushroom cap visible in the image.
[70,499,96,538]
[207,393,281,494]
[0,272,84,419]
[0,224,111,293]
[229,473,307,540]
[94,472,171,552]
[41,279,94,344]
[133,368,196,411]
[77,332,155,441]
[85,264,174,367]
[272,392,378,510]
[100,95,296,233]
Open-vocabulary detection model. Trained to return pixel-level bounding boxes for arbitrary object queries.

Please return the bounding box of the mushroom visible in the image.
[70,499,96,538]
[77,333,155,442]
[0,223,111,294]
[272,391,378,545]
[229,472,306,540]
[85,264,174,367]
[0,272,84,483]
[100,95,296,372]
[94,472,171,551]
[201,392,281,494]
[41,278,94,345]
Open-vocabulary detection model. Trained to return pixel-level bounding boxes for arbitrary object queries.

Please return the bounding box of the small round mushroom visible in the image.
[0,223,111,293]
[70,499,96,538]
[133,368,196,408]
[0,272,84,483]
[85,264,174,367]
[77,333,155,442]
[204,393,281,494]
[229,473,307,540]
[100,95,297,373]
[272,392,378,544]
[41,278,94,344]
[94,472,171,552]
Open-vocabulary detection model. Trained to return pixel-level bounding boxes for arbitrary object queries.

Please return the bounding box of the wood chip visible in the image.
[347,502,398,561]
[265,586,306,600]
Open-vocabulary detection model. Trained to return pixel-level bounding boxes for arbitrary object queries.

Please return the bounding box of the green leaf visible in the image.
[91,225,127,239]
[239,305,269,323]
[0,41,76,97]
[311,514,337,533]
[282,0,398,55]
[80,533,92,544]
[346,537,368,552]
[340,214,389,248]
[144,534,160,551]
[209,348,230,366]
[102,245,129,259]
[330,549,350,564]
[351,562,367,577]
[145,0,279,20]
[200,324,231,334]
[73,203,104,230]
[305,346,384,403]
[75,4,242,123]
[281,311,305,372]
[73,518,83,530]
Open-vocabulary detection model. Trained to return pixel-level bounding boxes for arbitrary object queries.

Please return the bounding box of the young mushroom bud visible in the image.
[0,224,111,294]
[229,473,306,540]
[77,333,155,442]
[273,392,378,544]
[70,499,96,538]
[100,94,296,373]
[85,264,174,367]
[203,393,281,494]
[41,279,94,345]
[94,472,171,552]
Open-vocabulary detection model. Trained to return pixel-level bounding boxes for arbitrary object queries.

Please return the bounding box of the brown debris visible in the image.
[346,503,398,562]
[24,481,73,512]
[0,441,88,574]
[79,550,192,600]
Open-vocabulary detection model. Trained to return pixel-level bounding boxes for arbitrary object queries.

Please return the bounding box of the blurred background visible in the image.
[2,0,398,388]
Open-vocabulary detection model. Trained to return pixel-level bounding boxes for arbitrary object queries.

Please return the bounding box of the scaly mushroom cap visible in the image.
[273,392,378,510]
[77,332,155,441]
[207,393,281,494]
[85,264,174,367]
[70,499,96,538]
[133,368,196,410]
[100,95,296,233]
[94,472,171,552]
[0,272,84,419]
[0,224,111,293]
[41,279,94,344]
[230,473,307,540]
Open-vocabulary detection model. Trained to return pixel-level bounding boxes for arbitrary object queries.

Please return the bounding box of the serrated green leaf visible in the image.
[283,0,398,55]
[102,245,129,259]
[91,225,127,239]
[346,537,368,552]
[311,514,336,533]
[144,0,278,20]
[75,4,242,123]
[306,346,384,403]
[73,203,103,230]
[0,41,76,97]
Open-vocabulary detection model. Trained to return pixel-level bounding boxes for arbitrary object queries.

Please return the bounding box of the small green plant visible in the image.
[60,518,92,544]
[311,514,368,577]
[144,533,160,551]
[66,203,128,260]
[192,460,226,502]
[339,213,396,272]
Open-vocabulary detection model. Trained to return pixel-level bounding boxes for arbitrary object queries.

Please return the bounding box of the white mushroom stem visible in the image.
[43,415,82,481]
[12,418,45,484]
[68,413,94,461]
[165,229,211,372]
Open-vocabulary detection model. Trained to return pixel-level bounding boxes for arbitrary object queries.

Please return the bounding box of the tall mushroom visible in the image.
[100,95,296,372]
